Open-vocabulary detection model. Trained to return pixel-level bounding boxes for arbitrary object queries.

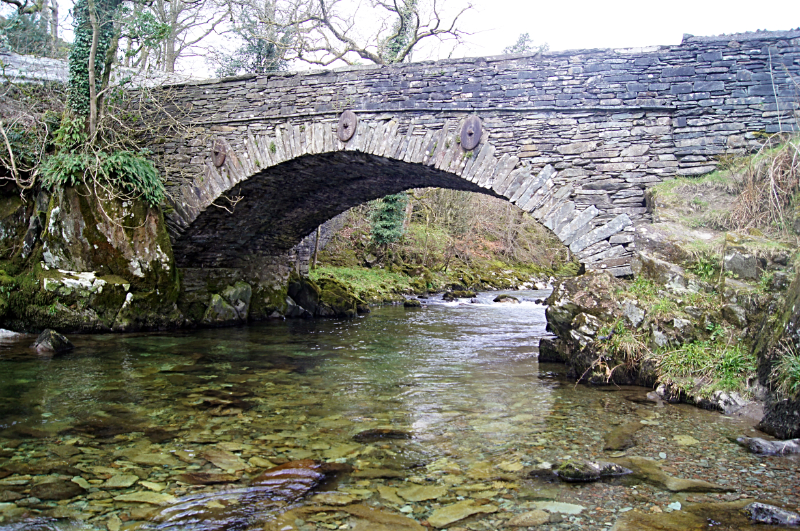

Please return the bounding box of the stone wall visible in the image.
[157,29,800,278]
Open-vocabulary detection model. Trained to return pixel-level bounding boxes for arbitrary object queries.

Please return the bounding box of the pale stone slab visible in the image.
[101,475,139,489]
[113,492,177,505]
[396,484,447,502]
[428,500,498,528]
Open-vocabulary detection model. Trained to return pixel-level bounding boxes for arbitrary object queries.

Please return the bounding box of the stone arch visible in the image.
[167,117,633,273]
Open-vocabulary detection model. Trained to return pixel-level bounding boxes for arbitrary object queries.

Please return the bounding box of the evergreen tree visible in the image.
[371,193,408,245]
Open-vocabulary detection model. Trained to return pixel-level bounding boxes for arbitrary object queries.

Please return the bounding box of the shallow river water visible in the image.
[0,291,797,530]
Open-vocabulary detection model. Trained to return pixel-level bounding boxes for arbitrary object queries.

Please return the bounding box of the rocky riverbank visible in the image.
[540,220,800,441]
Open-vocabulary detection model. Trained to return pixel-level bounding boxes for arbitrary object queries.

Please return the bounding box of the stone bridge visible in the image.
[159,29,799,281]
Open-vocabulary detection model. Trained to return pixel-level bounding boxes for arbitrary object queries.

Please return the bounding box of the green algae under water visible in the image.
[0,291,797,530]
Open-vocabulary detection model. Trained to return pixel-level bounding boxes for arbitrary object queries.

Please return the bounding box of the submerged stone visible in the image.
[250,460,349,502]
[555,459,632,483]
[29,479,84,500]
[175,472,241,485]
[507,509,549,526]
[736,436,800,455]
[353,428,412,442]
[493,294,520,303]
[611,456,733,492]
[396,484,447,502]
[200,448,248,471]
[745,502,800,525]
[603,421,643,451]
[427,499,498,528]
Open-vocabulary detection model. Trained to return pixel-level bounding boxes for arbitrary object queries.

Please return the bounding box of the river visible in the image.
[0,291,797,530]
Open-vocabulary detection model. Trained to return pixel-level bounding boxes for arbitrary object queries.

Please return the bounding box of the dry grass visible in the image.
[730,135,800,235]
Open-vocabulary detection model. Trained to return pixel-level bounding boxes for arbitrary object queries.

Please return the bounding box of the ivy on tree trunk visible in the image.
[67,0,121,130]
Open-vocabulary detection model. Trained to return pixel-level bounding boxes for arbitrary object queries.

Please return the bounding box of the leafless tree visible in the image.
[225,0,472,67]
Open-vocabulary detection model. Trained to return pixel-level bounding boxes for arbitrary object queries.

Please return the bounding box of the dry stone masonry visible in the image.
[159,29,800,278]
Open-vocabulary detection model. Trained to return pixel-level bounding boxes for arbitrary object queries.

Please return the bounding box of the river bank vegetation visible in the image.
[309,188,580,303]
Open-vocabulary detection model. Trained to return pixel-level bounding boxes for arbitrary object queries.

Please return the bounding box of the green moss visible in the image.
[317,277,360,317]
[310,266,413,303]
[249,284,288,319]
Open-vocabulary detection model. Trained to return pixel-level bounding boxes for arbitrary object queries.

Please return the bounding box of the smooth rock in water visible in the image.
[352,468,406,479]
[249,457,276,468]
[338,504,425,531]
[555,459,632,482]
[0,490,23,502]
[611,500,769,530]
[353,429,412,442]
[113,492,177,505]
[533,501,586,515]
[175,472,240,485]
[32,329,73,354]
[442,290,476,301]
[377,485,404,505]
[673,435,699,446]
[507,509,549,526]
[310,492,357,506]
[745,502,800,525]
[736,436,800,455]
[427,500,498,528]
[396,484,447,502]
[493,294,520,304]
[403,299,422,308]
[101,474,139,489]
[250,460,350,502]
[29,479,84,500]
[200,448,248,471]
[124,451,179,467]
[611,456,733,492]
[603,421,643,451]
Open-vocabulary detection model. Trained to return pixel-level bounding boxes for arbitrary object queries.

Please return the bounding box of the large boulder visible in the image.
[316,278,359,318]
[222,282,252,321]
[202,294,241,327]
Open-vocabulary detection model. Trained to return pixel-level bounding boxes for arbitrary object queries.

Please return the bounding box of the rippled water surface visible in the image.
[0,291,797,530]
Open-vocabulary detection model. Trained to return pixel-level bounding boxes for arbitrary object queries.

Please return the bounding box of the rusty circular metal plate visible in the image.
[337,110,358,142]
[212,141,227,167]
[460,116,482,151]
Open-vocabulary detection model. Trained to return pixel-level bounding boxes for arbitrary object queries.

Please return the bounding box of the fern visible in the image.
[42,150,165,207]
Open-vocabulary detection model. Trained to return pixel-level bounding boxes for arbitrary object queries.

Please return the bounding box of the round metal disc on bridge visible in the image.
[460,116,482,151]
[212,141,227,167]
[337,110,358,142]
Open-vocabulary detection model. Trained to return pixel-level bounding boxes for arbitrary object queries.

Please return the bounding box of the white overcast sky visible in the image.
[451,0,799,57]
[37,0,800,78]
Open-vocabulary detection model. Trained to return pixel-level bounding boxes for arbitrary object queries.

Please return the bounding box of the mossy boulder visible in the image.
[202,294,241,327]
[316,277,359,318]
[442,290,476,301]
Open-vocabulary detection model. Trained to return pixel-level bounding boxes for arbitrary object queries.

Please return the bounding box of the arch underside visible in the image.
[168,118,636,274]
[171,151,503,268]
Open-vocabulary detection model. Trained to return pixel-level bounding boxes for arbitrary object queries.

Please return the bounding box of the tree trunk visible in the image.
[87,0,100,136]
[312,226,321,269]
